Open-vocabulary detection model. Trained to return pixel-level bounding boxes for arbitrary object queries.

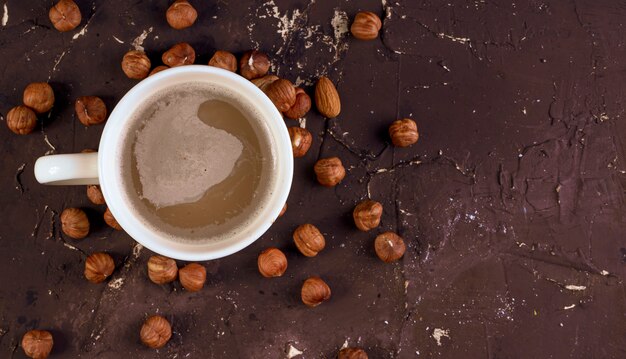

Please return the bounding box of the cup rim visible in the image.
[99,65,293,261]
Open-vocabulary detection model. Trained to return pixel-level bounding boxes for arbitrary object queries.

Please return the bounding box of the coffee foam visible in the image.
[119,82,277,243]
[134,93,244,208]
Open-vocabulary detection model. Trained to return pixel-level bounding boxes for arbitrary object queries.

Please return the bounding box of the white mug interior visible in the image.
[99,65,293,261]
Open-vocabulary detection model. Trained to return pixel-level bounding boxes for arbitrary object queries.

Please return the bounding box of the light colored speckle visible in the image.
[298,118,306,128]
[72,25,88,40]
[564,285,586,291]
[2,3,8,26]
[563,304,576,310]
[112,35,124,44]
[340,339,349,349]
[108,277,124,290]
[132,27,153,51]
[601,270,609,276]
[432,328,450,346]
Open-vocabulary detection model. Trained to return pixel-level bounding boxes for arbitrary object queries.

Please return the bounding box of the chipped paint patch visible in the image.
[108,277,124,290]
[286,344,303,358]
[298,118,306,128]
[2,3,8,26]
[564,285,586,291]
[432,328,450,346]
[132,27,153,51]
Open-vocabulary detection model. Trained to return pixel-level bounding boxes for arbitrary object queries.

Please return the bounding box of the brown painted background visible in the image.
[1,0,625,358]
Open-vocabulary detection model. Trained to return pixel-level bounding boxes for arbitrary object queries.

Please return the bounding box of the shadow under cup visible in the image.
[99,66,293,261]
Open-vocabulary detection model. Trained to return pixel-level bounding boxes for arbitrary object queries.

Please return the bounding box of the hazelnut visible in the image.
[149,65,169,76]
[140,315,172,349]
[293,223,325,257]
[265,78,296,112]
[239,50,270,80]
[75,96,107,126]
[301,276,331,307]
[86,185,105,205]
[353,200,383,231]
[284,88,311,119]
[162,42,196,67]
[21,330,53,359]
[350,11,382,40]
[166,0,197,30]
[314,157,346,187]
[288,127,312,157]
[257,247,288,278]
[338,348,369,359]
[251,74,279,92]
[103,208,122,230]
[279,203,287,217]
[374,232,406,263]
[179,263,206,292]
[6,105,37,135]
[49,0,81,32]
[23,83,55,114]
[121,50,151,80]
[147,255,178,284]
[315,76,341,118]
[60,208,89,239]
[84,252,115,283]
[389,118,419,147]
[208,50,237,72]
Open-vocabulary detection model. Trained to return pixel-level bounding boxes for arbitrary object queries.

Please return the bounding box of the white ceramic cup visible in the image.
[34,65,293,261]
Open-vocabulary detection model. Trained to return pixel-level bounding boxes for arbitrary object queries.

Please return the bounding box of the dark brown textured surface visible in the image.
[1,0,625,358]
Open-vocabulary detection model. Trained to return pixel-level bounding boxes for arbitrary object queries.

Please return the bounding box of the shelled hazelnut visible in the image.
[75,96,107,126]
[162,42,196,67]
[23,83,55,114]
[293,223,325,257]
[21,330,53,359]
[140,315,172,349]
[389,118,418,147]
[374,232,406,263]
[49,0,81,32]
[6,105,37,135]
[166,0,197,30]
[314,157,346,187]
[208,50,237,72]
[251,75,279,92]
[147,255,178,284]
[301,276,331,307]
[353,200,383,231]
[239,50,270,80]
[288,127,312,157]
[121,50,151,80]
[84,252,115,283]
[179,263,206,292]
[315,76,341,118]
[265,79,296,112]
[284,88,311,119]
[86,185,105,205]
[103,208,122,230]
[350,11,382,40]
[149,65,169,76]
[60,208,89,239]
[338,347,369,359]
[257,247,288,278]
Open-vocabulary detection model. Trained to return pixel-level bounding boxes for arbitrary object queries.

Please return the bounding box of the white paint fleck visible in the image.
[432,328,450,346]
[63,243,80,252]
[340,339,349,349]
[132,27,153,51]
[2,3,8,26]
[286,344,303,358]
[72,25,88,40]
[298,118,306,128]
[108,277,124,290]
[601,270,609,276]
[112,36,124,44]
[437,32,471,44]
[563,304,576,310]
[564,285,586,291]
[48,51,68,80]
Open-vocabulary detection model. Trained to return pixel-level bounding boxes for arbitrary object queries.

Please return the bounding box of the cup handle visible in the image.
[34,153,100,185]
